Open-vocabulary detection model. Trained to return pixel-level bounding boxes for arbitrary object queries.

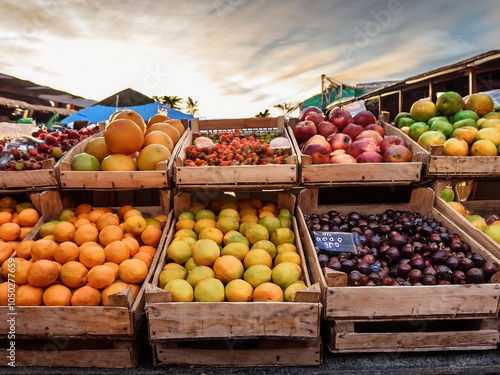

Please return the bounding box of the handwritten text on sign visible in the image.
[313,231,360,254]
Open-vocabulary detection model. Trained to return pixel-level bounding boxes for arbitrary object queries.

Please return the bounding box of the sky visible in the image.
[1,0,499,119]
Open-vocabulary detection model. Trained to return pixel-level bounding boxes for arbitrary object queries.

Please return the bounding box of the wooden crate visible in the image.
[383,121,500,179]
[0,191,172,367]
[326,317,499,353]
[288,118,422,186]
[0,159,58,190]
[433,180,500,262]
[297,187,500,352]
[174,117,298,190]
[145,190,322,366]
[57,120,189,189]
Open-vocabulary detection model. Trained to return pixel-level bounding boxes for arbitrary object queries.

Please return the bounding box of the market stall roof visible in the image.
[0,96,75,116]
[96,88,155,107]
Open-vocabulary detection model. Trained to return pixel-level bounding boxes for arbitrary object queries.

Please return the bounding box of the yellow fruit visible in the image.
[442,138,469,156]
[253,282,283,302]
[104,118,144,154]
[167,240,192,264]
[284,282,307,302]
[193,218,216,235]
[194,278,225,302]
[137,144,171,171]
[143,131,174,153]
[101,154,137,171]
[470,140,497,156]
[225,279,253,302]
[183,257,197,272]
[476,128,500,146]
[270,228,295,246]
[164,279,193,302]
[145,123,180,144]
[186,265,215,288]
[213,255,244,284]
[219,208,239,220]
[124,215,147,235]
[243,264,272,288]
[272,262,302,289]
[274,251,301,267]
[159,266,188,288]
[195,210,216,221]
[174,229,197,240]
[223,230,242,246]
[221,242,249,261]
[243,249,273,269]
[191,239,220,267]
[464,93,494,116]
[216,216,240,234]
[199,226,224,245]
[251,240,277,259]
[448,201,468,217]
[85,136,112,162]
[245,224,269,245]
[450,127,477,144]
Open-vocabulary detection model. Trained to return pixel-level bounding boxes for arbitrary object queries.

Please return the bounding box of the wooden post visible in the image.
[469,68,477,95]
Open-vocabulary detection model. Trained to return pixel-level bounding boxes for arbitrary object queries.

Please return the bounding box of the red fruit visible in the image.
[347,139,378,159]
[328,133,352,150]
[379,136,407,154]
[32,163,42,170]
[10,149,20,159]
[328,109,353,132]
[330,154,357,164]
[38,133,47,140]
[317,121,338,139]
[342,123,364,141]
[45,135,56,145]
[353,110,377,126]
[293,120,317,143]
[28,148,38,157]
[355,130,384,146]
[305,112,325,126]
[356,151,383,163]
[364,123,386,137]
[383,145,413,162]
[298,106,323,121]
[39,143,49,152]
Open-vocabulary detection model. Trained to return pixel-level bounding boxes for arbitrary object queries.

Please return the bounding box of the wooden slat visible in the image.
[191,117,284,132]
[153,338,321,367]
[0,169,57,189]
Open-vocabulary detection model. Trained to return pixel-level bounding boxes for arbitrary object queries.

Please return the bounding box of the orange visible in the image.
[71,285,101,306]
[145,123,180,144]
[87,265,116,289]
[101,282,130,306]
[74,223,99,245]
[243,249,273,269]
[448,202,468,218]
[140,226,162,247]
[53,241,80,264]
[124,209,143,220]
[464,93,494,116]
[104,240,130,264]
[79,244,106,268]
[0,282,14,305]
[154,214,168,228]
[176,218,196,231]
[123,232,136,239]
[101,154,137,171]
[26,259,59,287]
[213,255,244,284]
[84,136,112,163]
[59,261,88,289]
[52,221,76,242]
[470,140,497,156]
[442,138,469,156]
[0,212,12,226]
[124,215,147,235]
[43,284,72,306]
[6,241,18,251]
[143,131,174,153]
[104,119,144,154]
[0,242,12,265]
[74,218,91,228]
[1,257,31,284]
[451,127,477,144]
[87,209,106,223]
[15,240,33,259]
[103,262,120,279]
[75,203,93,216]
[164,119,185,137]
[253,282,284,302]
[138,245,157,258]
[132,252,153,268]
[99,225,124,246]
[18,226,32,241]
[127,283,141,298]
[118,205,135,219]
[122,237,140,257]
[0,223,21,241]
[31,239,58,261]
[0,197,17,210]
[118,259,149,284]
[17,208,39,227]
[109,109,146,133]
[137,144,171,171]
[147,114,170,128]
[16,284,43,306]
[96,213,120,231]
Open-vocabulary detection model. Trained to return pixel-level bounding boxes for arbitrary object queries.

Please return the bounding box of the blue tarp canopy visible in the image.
[60,102,194,125]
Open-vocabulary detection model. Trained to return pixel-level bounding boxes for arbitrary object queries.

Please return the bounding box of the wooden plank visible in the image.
[0,169,57,190]
[191,117,285,132]
[325,284,500,319]
[153,338,321,367]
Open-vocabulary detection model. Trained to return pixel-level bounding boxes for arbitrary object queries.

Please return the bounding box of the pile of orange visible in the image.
[0,203,167,307]
[72,110,185,171]
[0,196,40,264]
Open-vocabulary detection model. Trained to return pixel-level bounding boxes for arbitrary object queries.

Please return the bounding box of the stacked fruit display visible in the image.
[70,110,184,171]
[183,129,292,166]
[0,203,167,306]
[161,198,304,302]
[0,125,99,171]
[294,106,412,163]
[441,186,500,245]
[395,91,500,156]
[0,196,40,264]
[305,209,499,286]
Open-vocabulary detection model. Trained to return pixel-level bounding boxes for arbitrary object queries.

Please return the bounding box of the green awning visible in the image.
[303,85,370,110]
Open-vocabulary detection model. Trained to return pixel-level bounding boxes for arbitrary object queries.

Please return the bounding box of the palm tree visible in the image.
[153,95,183,110]
[255,109,270,118]
[274,102,301,117]
[184,97,199,115]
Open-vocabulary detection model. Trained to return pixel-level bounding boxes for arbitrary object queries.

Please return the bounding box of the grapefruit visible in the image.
[143,131,174,153]
[84,137,112,163]
[442,138,469,156]
[464,93,494,116]
[470,140,497,156]
[145,123,180,144]
[101,154,137,171]
[417,131,446,152]
[110,109,146,133]
[410,99,437,122]
[137,144,171,170]
[70,153,101,171]
[436,91,464,116]
[104,119,144,155]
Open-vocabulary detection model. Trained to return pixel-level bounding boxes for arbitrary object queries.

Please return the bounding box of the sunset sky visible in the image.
[1,0,499,118]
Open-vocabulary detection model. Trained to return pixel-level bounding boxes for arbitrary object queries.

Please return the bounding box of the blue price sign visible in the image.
[313,231,360,254]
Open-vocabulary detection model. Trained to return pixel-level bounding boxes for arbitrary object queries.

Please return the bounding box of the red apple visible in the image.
[355,130,384,146]
[328,109,353,132]
[302,136,332,164]
[305,112,326,126]
[347,139,378,159]
[330,154,357,164]
[305,134,329,146]
[364,123,386,137]
[342,123,364,141]
[317,121,338,139]
[328,133,352,150]
[356,151,383,163]
[293,120,317,143]
[379,136,408,154]
[383,145,413,162]
[353,110,377,126]
[299,106,323,121]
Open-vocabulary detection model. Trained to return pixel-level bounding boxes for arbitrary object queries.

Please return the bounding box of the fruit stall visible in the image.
[1,89,500,371]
